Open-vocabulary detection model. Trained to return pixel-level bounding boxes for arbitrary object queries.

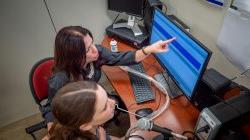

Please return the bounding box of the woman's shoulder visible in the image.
[48,71,69,89]
[51,71,68,80]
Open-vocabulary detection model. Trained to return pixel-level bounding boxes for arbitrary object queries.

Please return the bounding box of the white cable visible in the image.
[231,66,250,81]
[119,66,171,138]
[115,104,144,119]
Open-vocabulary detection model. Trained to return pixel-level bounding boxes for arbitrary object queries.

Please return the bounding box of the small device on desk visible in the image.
[106,21,149,49]
[193,68,232,110]
[195,92,250,140]
[106,0,149,48]
[128,63,155,103]
[107,0,144,36]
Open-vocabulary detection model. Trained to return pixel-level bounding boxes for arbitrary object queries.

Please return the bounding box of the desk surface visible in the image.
[101,36,200,139]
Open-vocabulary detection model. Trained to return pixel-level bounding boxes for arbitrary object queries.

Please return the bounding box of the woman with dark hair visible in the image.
[47,81,118,140]
[43,26,175,130]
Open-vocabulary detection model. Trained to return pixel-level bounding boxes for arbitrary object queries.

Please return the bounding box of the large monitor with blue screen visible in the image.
[149,9,212,100]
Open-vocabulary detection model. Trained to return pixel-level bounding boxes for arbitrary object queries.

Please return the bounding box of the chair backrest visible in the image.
[29,57,54,105]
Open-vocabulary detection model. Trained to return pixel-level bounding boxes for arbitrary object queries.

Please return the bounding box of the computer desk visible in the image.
[101,36,200,139]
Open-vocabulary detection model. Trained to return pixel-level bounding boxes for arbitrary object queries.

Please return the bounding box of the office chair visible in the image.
[25,57,54,140]
[25,57,126,138]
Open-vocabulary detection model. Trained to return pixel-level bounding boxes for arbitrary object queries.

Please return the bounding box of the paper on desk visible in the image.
[217,8,250,76]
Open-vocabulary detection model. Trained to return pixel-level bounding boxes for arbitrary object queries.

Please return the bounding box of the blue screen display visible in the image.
[206,0,224,6]
[150,9,210,99]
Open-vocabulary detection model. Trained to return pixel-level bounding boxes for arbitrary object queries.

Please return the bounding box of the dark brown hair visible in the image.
[54,26,93,81]
[49,81,97,140]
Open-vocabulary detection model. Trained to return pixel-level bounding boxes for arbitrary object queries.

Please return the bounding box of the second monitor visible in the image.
[108,0,144,36]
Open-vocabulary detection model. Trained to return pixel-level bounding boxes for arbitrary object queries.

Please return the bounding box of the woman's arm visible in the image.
[97,37,175,66]
[135,38,176,62]
[97,45,138,66]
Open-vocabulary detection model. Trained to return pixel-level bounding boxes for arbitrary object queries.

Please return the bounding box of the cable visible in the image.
[161,2,168,15]
[161,72,178,97]
[230,67,250,81]
[141,62,162,110]
[43,0,57,34]
[119,66,171,138]
[196,125,209,133]
[125,135,145,140]
[144,61,178,99]
[125,127,139,140]
[144,0,167,15]
[147,1,168,15]
[182,131,199,140]
[155,87,162,110]
[144,60,178,98]
[112,13,120,25]
[115,104,145,119]
[136,17,143,21]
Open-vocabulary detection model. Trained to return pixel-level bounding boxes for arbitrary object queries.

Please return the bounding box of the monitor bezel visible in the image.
[107,0,144,18]
[150,8,212,101]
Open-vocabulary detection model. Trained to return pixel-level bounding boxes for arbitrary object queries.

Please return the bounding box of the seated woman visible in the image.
[43,26,175,129]
[47,81,119,140]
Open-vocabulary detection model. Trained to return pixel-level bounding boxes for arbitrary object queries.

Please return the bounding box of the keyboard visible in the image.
[128,63,155,103]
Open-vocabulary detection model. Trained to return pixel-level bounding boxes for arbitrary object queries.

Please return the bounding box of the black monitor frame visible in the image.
[150,8,212,101]
[107,0,145,18]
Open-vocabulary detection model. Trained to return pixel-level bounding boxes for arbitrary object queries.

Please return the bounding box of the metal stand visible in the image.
[112,15,143,36]
[153,72,182,99]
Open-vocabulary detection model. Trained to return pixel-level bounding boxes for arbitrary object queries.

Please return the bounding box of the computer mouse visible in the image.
[135,108,153,120]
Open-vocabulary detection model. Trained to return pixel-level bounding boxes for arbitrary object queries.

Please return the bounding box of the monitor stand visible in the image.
[113,15,143,36]
[153,72,182,99]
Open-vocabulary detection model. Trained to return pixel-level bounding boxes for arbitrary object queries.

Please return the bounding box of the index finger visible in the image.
[163,37,176,44]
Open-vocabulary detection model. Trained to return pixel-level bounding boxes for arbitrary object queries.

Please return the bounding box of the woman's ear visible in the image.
[79,123,93,131]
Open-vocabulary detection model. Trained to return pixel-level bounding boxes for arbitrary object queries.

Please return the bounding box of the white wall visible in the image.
[0,0,113,127]
[0,0,54,127]
[162,0,250,88]
[46,0,113,43]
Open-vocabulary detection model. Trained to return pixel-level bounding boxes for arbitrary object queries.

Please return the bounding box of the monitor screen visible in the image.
[107,0,144,17]
[206,0,224,7]
[149,9,212,100]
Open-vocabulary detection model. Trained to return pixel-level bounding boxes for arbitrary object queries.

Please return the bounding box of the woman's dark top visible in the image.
[42,45,138,123]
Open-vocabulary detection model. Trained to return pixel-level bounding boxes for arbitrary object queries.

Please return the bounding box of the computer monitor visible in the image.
[149,9,212,100]
[107,0,144,17]
[107,0,145,36]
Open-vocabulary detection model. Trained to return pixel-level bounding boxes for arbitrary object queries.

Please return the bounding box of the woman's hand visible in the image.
[145,37,176,54]
[135,37,176,62]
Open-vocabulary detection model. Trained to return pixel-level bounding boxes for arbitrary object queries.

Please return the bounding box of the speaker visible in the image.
[143,0,163,33]
[193,68,231,110]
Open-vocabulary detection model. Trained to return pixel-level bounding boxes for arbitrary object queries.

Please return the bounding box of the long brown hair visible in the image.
[49,81,97,140]
[54,26,93,81]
